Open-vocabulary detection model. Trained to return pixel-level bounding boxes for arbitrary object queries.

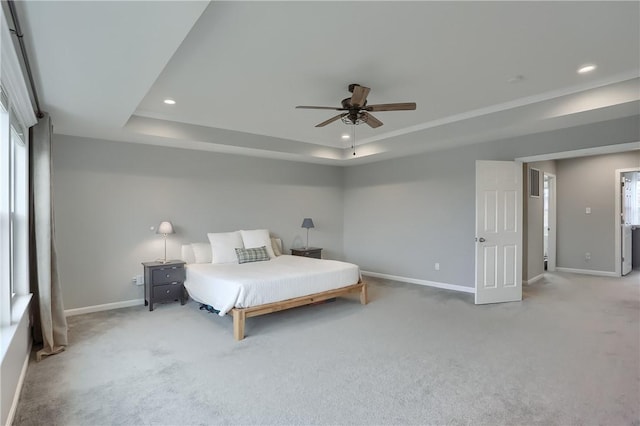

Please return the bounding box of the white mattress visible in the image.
[184,255,361,316]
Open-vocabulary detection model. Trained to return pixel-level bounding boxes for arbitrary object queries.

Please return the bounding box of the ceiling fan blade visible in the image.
[296,105,345,110]
[350,85,370,107]
[315,114,345,127]
[365,102,417,112]
[362,112,383,128]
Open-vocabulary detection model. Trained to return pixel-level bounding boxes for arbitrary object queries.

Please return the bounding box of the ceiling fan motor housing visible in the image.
[342,97,366,109]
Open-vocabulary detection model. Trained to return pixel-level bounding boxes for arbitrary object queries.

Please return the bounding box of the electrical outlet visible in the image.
[585,252,591,261]
[435,263,440,271]
[133,275,144,286]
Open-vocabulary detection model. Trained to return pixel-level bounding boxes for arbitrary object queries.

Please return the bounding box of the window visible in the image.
[0,89,11,326]
[0,6,38,328]
[10,113,27,299]
[9,112,15,298]
[0,86,29,326]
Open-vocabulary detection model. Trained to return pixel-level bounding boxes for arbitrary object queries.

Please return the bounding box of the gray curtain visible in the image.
[29,112,67,360]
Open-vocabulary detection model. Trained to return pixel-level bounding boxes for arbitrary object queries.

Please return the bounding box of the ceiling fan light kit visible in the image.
[296,83,416,129]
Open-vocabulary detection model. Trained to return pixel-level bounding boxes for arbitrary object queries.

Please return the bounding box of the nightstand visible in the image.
[290,247,322,259]
[142,260,186,311]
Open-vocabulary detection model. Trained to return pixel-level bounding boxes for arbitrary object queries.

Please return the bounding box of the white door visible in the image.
[475,161,522,304]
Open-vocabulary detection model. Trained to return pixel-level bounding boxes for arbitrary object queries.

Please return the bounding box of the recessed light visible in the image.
[163,98,176,105]
[577,64,596,74]
[341,134,350,140]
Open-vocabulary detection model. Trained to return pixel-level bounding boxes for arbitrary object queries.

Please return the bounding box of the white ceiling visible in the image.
[16,1,640,165]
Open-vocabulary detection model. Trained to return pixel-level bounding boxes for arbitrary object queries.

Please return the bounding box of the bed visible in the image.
[182,240,367,340]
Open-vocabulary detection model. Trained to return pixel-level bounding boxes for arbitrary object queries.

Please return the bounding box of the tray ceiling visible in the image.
[16,1,640,165]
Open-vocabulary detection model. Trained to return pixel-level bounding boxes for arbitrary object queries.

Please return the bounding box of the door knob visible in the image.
[477,237,486,242]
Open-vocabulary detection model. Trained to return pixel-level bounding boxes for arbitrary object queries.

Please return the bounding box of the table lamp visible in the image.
[301,218,314,249]
[156,221,174,263]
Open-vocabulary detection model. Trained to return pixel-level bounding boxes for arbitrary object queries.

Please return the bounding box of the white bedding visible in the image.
[184,255,360,316]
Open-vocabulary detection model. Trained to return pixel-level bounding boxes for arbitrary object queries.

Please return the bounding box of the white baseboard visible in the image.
[64,299,144,317]
[555,267,618,278]
[6,342,31,426]
[361,271,475,294]
[524,273,545,285]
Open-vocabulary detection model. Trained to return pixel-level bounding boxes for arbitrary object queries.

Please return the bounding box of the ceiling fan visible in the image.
[296,83,417,128]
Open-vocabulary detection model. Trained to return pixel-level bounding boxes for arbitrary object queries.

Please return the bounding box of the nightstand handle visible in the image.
[166,290,171,294]
[166,274,170,278]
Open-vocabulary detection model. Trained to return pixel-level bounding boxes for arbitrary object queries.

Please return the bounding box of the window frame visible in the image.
[0,93,10,326]
[0,86,30,326]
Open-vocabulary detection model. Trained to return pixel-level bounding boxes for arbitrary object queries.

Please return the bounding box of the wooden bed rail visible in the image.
[231,280,367,341]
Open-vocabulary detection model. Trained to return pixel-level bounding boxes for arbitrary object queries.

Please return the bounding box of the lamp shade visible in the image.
[156,221,174,235]
[301,218,315,229]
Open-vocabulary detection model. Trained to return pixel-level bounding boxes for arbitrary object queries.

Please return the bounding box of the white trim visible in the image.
[555,267,618,278]
[10,294,32,324]
[361,270,475,294]
[358,73,639,146]
[5,339,31,426]
[524,274,545,285]
[64,299,144,317]
[516,141,640,163]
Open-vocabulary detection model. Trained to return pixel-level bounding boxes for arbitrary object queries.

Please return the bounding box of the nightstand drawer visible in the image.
[152,267,184,285]
[153,283,182,302]
[291,247,322,259]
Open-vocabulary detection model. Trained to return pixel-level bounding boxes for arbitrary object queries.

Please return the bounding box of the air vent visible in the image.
[529,167,540,198]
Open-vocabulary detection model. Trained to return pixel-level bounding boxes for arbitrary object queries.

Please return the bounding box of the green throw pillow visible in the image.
[235,246,270,264]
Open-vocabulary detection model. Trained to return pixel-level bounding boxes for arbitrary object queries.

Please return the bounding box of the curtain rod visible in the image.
[6,0,44,119]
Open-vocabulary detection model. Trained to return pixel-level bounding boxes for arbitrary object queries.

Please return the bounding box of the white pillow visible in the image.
[191,242,212,264]
[271,237,282,256]
[240,229,276,259]
[207,231,244,264]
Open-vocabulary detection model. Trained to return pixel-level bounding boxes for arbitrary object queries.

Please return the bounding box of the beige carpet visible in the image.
[13,272,640,425]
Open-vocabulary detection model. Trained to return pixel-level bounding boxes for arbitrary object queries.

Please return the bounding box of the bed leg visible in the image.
[360,282,368,305]
[233,309,246,341]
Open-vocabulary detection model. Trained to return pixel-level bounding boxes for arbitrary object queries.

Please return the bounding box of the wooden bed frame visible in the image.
[230,280,367,340]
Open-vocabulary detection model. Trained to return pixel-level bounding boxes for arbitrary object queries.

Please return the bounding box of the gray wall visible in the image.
[556,151,640,272]
[52,136,345,310]
[343,116,639,288]
[52,115,638,308]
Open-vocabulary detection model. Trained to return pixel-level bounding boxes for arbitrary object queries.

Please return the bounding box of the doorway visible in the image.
[543,173,556,272]
[615,167,640,276]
